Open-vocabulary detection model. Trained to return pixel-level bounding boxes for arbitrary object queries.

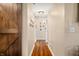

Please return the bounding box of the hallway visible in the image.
[0,3,79,56]
[31,40,53,56]
[23,3,65,56]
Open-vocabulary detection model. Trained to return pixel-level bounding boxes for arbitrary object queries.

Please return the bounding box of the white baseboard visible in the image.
[29,40,36,56]
[47,44,54,56]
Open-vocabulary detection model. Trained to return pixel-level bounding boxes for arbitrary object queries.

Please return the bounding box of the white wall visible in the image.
[48,4,65,56]
[22,3,36,56]
[65,3,79,56]
[27,4,36,55]
[22,4,28,56]
[48,3,79,56]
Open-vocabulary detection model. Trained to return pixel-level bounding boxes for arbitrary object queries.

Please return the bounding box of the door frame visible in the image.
[17,3,22,56]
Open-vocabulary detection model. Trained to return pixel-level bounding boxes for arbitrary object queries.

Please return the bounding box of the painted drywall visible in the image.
[22,4,28,56]
[26,4,36,56]
[47,3,65,56]
[48,3,79,56]
[22,4,36,56]
[64,3,79,56]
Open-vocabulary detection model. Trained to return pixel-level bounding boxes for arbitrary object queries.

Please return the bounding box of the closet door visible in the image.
[0,3,22,56]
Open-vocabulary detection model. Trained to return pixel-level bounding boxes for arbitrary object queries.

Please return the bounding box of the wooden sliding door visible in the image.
[0,3,22,56]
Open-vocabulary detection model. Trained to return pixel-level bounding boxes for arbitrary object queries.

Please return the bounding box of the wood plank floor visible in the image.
[31,40,53,56]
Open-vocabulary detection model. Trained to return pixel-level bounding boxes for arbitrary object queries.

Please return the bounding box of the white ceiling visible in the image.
[32,3,53,14]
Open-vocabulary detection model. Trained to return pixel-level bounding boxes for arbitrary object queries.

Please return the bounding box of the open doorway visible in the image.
[31,3,52,41]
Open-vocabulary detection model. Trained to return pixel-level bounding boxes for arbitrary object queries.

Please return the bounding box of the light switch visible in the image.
[69,24,75,32]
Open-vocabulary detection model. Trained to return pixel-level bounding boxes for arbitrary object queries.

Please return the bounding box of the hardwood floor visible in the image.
[31,40,53,56]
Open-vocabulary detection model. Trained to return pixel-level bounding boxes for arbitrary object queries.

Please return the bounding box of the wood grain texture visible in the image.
[0,3,22,56]
[31,40,53,56]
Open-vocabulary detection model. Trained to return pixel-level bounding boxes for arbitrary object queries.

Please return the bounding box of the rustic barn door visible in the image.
[0,3,22,56]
